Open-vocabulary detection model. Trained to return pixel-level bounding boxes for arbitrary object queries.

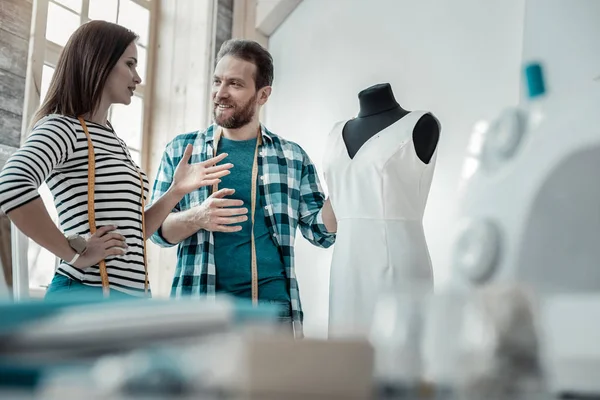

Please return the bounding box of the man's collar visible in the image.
[206,123,273,143]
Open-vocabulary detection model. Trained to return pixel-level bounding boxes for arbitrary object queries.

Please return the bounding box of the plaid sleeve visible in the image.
[297,149,336,248]
[149,140,180,248]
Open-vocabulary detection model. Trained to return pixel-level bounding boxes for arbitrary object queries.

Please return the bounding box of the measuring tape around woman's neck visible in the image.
[78,117,148,297]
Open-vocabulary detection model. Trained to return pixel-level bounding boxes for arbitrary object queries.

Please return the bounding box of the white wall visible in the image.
[265,0,525,338]
[521,0,600,100]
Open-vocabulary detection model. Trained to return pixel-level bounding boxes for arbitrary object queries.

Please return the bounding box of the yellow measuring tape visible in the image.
[79,117,148,297]
[212,127,262,305]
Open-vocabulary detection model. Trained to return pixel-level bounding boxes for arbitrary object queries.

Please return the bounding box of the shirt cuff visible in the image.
[151,225,178,248]
[314,207,336,239]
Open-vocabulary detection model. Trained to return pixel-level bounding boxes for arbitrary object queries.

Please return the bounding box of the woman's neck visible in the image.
[83,98,111,126]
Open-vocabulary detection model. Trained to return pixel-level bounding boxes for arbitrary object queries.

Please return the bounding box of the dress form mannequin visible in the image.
[324,83,440,338]
[342,83,440,163]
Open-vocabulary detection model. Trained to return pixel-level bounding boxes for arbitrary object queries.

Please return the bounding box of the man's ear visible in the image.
[258,86,272,105]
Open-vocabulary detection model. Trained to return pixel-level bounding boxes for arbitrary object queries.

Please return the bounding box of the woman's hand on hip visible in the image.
[72,225,128,269]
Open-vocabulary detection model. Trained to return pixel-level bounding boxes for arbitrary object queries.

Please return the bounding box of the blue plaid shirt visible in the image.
[149,124,336,338]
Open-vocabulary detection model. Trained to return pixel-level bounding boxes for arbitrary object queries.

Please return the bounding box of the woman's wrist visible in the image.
[168,182,186,199]
[68,251,80,265]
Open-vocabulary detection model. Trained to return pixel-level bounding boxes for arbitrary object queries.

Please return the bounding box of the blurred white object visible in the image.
[369,289,425,389]
[421,290,469,387]
[539,294,600,396]
[451,81,600,294]
[420,286,545,399]
[450,71,600,396]
[455,285,545,400]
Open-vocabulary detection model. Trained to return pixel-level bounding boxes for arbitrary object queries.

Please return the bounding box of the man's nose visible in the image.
[214,85,229,100]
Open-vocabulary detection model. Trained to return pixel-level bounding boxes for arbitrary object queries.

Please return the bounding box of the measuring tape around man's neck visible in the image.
[212,126,262,306]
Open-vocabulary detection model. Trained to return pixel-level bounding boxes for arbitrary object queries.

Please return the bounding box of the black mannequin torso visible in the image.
[341,83,440,164]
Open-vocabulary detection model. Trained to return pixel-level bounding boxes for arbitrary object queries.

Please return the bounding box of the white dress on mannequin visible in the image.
[323,110,437,337]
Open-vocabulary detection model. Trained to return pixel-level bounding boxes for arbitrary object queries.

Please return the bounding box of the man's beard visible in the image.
[213,93,258,129]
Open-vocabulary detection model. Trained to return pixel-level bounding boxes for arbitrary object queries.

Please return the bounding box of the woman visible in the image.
[0,21,232,299]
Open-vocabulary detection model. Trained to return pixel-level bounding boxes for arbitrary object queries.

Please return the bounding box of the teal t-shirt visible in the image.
[213,137,289,303]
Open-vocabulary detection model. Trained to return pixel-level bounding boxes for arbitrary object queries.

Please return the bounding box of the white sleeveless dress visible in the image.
[323,110,437,337]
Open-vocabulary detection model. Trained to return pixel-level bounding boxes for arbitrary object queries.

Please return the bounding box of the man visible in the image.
[150,39,337,337]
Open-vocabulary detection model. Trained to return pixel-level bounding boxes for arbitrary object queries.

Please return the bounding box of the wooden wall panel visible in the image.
[0,109,22,149]
[0,0,32,151]
[0,0,33,41]
[0,30,28,78]
[0,70,26,116]
[215,0,233,59]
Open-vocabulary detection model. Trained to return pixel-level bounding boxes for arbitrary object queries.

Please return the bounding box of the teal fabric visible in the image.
[213,137,289,304]
[0,294,282,390]
[0,292,278,335]
[45,273,137,301]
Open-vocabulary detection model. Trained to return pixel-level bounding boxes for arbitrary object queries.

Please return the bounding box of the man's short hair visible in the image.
[216,39,274,90]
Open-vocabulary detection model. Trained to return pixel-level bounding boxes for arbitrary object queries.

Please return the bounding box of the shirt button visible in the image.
[260,176,264,180]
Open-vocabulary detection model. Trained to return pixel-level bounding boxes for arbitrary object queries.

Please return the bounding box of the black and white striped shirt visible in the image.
[0,115,149,296]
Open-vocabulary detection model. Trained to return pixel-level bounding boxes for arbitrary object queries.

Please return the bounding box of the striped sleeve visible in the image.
[0,117,76,214]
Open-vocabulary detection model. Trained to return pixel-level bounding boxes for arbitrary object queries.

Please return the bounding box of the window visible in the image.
[27,0,154,293]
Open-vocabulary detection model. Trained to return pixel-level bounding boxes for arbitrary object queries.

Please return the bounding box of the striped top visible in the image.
[0,115,149,296]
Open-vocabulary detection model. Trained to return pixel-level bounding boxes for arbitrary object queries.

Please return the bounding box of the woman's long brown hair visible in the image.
[30,20,138,129]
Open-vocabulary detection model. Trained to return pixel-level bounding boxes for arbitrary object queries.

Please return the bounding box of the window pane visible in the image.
[40,65,55,103]
[137,45,147,83]
[89,0,118,23]
[28,183,59,290]
[46,1,80,46]
[53,0,82,14]
[110,95,143,150]
[118,0,150,46]
[128,148,141,167]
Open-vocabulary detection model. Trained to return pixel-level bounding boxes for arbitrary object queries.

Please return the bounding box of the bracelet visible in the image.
[69,252,80,265]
